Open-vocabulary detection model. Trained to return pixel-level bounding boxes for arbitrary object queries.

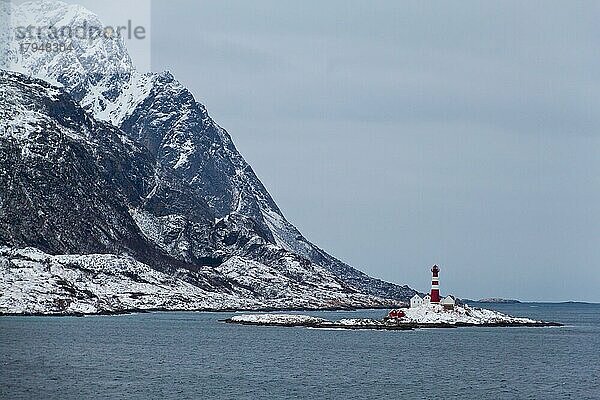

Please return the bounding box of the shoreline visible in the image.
[0,305,396,318]
[1,301,595,318]
[222,318,563,330]
[1,301,594,318]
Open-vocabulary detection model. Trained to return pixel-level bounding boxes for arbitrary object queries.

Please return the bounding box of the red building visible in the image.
[387,309,405,319]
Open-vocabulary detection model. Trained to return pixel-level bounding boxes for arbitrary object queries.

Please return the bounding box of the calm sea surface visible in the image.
[1,303,598,399]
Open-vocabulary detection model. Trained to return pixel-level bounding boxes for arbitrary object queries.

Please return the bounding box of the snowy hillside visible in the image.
[0,247,393,315]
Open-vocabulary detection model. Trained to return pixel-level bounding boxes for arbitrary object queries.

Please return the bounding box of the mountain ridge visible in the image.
[0,1,416,314]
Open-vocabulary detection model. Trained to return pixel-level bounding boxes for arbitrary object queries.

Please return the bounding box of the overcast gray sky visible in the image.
[76,0,600,302]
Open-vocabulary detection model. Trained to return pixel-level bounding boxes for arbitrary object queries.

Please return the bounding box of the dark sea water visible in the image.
[1,303,598,400]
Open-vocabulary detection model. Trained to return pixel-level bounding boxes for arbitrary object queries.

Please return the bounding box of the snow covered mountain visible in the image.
[0,1,416,314]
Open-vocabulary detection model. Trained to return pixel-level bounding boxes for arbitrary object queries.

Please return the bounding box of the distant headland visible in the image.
[462,298,522,304]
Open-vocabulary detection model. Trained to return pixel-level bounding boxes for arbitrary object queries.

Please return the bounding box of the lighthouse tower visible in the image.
[430,265,441,304]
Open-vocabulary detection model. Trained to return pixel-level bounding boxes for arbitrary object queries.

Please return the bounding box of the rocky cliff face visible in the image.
[0,1,415,314]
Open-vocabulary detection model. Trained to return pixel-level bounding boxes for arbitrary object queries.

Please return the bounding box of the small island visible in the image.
[224,303,561,330]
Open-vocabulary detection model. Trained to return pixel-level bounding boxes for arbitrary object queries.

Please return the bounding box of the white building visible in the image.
[441,295,456,310]
[410,294,423,308]
[410,293,455,310]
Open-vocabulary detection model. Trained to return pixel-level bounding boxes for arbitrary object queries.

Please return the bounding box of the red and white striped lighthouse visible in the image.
[430,265,441,304]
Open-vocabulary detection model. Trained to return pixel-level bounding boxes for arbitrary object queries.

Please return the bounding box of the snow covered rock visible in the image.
[0,247,401,315]
[0,247,257,315]
[229,314,327,326]
[3,0,135,115]
[400,304,538,325]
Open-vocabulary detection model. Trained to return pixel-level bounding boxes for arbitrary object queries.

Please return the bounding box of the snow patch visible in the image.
[230,314,327,325]
[400,303,537,325]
